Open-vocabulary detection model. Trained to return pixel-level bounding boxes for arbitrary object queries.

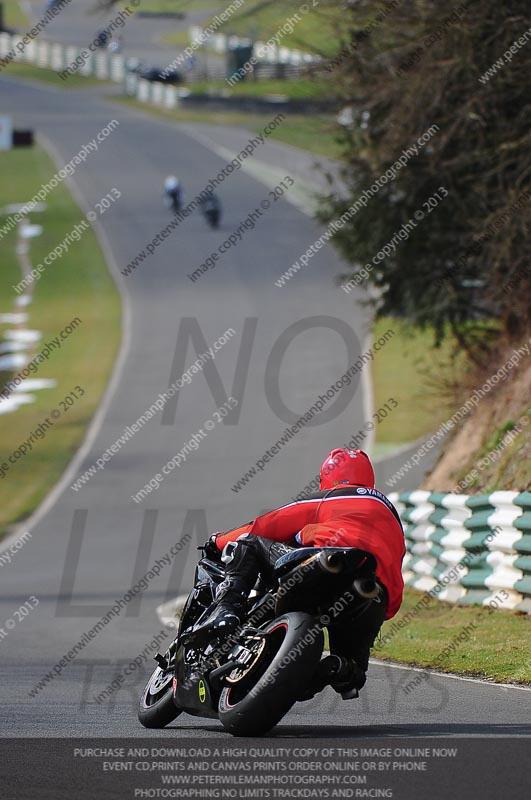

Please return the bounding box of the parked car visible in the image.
[137,65,183,84]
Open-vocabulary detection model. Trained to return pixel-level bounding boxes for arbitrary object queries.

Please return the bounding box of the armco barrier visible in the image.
[388,490,531,612]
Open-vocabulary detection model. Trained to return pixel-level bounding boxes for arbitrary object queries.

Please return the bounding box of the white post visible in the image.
[37,41,49,68]
[94,52,108,79]
[125,71,138,95]
[164,86,177,109]
[0,32,10,57]
[50,43,64,71]
[79,53,94,77]
[152,82,163,105]
[110,54,124,83]
[0,115,13,150]
[25,40,37,64]
[137,78,150,102]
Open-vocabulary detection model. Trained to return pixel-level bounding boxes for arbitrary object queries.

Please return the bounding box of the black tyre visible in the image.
[138,649,182,729]
[218,612,323,737]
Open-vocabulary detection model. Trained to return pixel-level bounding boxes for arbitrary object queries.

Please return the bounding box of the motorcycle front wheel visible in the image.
[138,645,181,729]
[218,612,323,737]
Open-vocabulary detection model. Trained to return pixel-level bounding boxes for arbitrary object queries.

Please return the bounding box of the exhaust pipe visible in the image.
[353,578,380,599]
[318,551,343,574]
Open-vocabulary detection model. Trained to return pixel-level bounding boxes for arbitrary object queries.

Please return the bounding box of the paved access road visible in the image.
[20,0,209,67]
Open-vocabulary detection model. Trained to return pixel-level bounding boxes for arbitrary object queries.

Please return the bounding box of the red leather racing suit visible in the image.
[214,486,405,619]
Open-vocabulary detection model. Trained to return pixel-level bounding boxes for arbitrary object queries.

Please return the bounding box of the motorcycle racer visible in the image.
[163,175,182,210]
[194,449,405,695]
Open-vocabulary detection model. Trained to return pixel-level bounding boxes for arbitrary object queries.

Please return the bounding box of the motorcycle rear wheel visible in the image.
[218,612,323,737]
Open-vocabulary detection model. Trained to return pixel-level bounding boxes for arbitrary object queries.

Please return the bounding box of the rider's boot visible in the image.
[296,654,366,701]
[193,537,262,639]
[195,578,249,638]
[329,655,367,698]
[326,589,387,698]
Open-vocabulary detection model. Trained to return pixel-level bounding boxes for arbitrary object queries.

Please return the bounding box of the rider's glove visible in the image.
[203,532,223,560]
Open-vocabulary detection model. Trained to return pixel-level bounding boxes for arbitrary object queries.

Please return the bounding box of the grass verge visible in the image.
[112,95,341,159]
[0,145,121,540]
[371,317,469,448]
[373,588,531,684]
[2,0,29,28]
[141,0,213,12]
[163,0,341,56]
[186,77,328,101]
[1,62,111,88]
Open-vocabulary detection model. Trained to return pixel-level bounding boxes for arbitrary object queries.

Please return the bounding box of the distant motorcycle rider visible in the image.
[194,449,405,696]
[163,175,182,211]
[199,192,221,228]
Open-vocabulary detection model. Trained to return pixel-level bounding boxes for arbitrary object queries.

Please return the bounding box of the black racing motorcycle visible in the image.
[138,544,381,737]
[165,191,181,214]
[199,194,221,228]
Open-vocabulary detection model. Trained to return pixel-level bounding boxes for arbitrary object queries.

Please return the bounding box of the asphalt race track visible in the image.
[1,74,530,742]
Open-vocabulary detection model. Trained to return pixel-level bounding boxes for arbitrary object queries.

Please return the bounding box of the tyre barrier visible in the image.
[388,490,531,612]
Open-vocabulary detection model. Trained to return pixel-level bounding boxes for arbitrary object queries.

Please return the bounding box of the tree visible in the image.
[316,0,530,363]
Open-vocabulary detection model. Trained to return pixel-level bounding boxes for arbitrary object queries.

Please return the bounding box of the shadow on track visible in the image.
[256,723,531,738]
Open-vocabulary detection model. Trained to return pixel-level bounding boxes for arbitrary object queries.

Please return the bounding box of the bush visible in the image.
[317,0,530,364]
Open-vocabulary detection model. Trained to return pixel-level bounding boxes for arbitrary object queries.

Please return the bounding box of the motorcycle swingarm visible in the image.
[173,669,219,720]
[173,638,258,718]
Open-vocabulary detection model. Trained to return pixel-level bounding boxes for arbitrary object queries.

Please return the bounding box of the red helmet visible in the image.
[320,448,375,490]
